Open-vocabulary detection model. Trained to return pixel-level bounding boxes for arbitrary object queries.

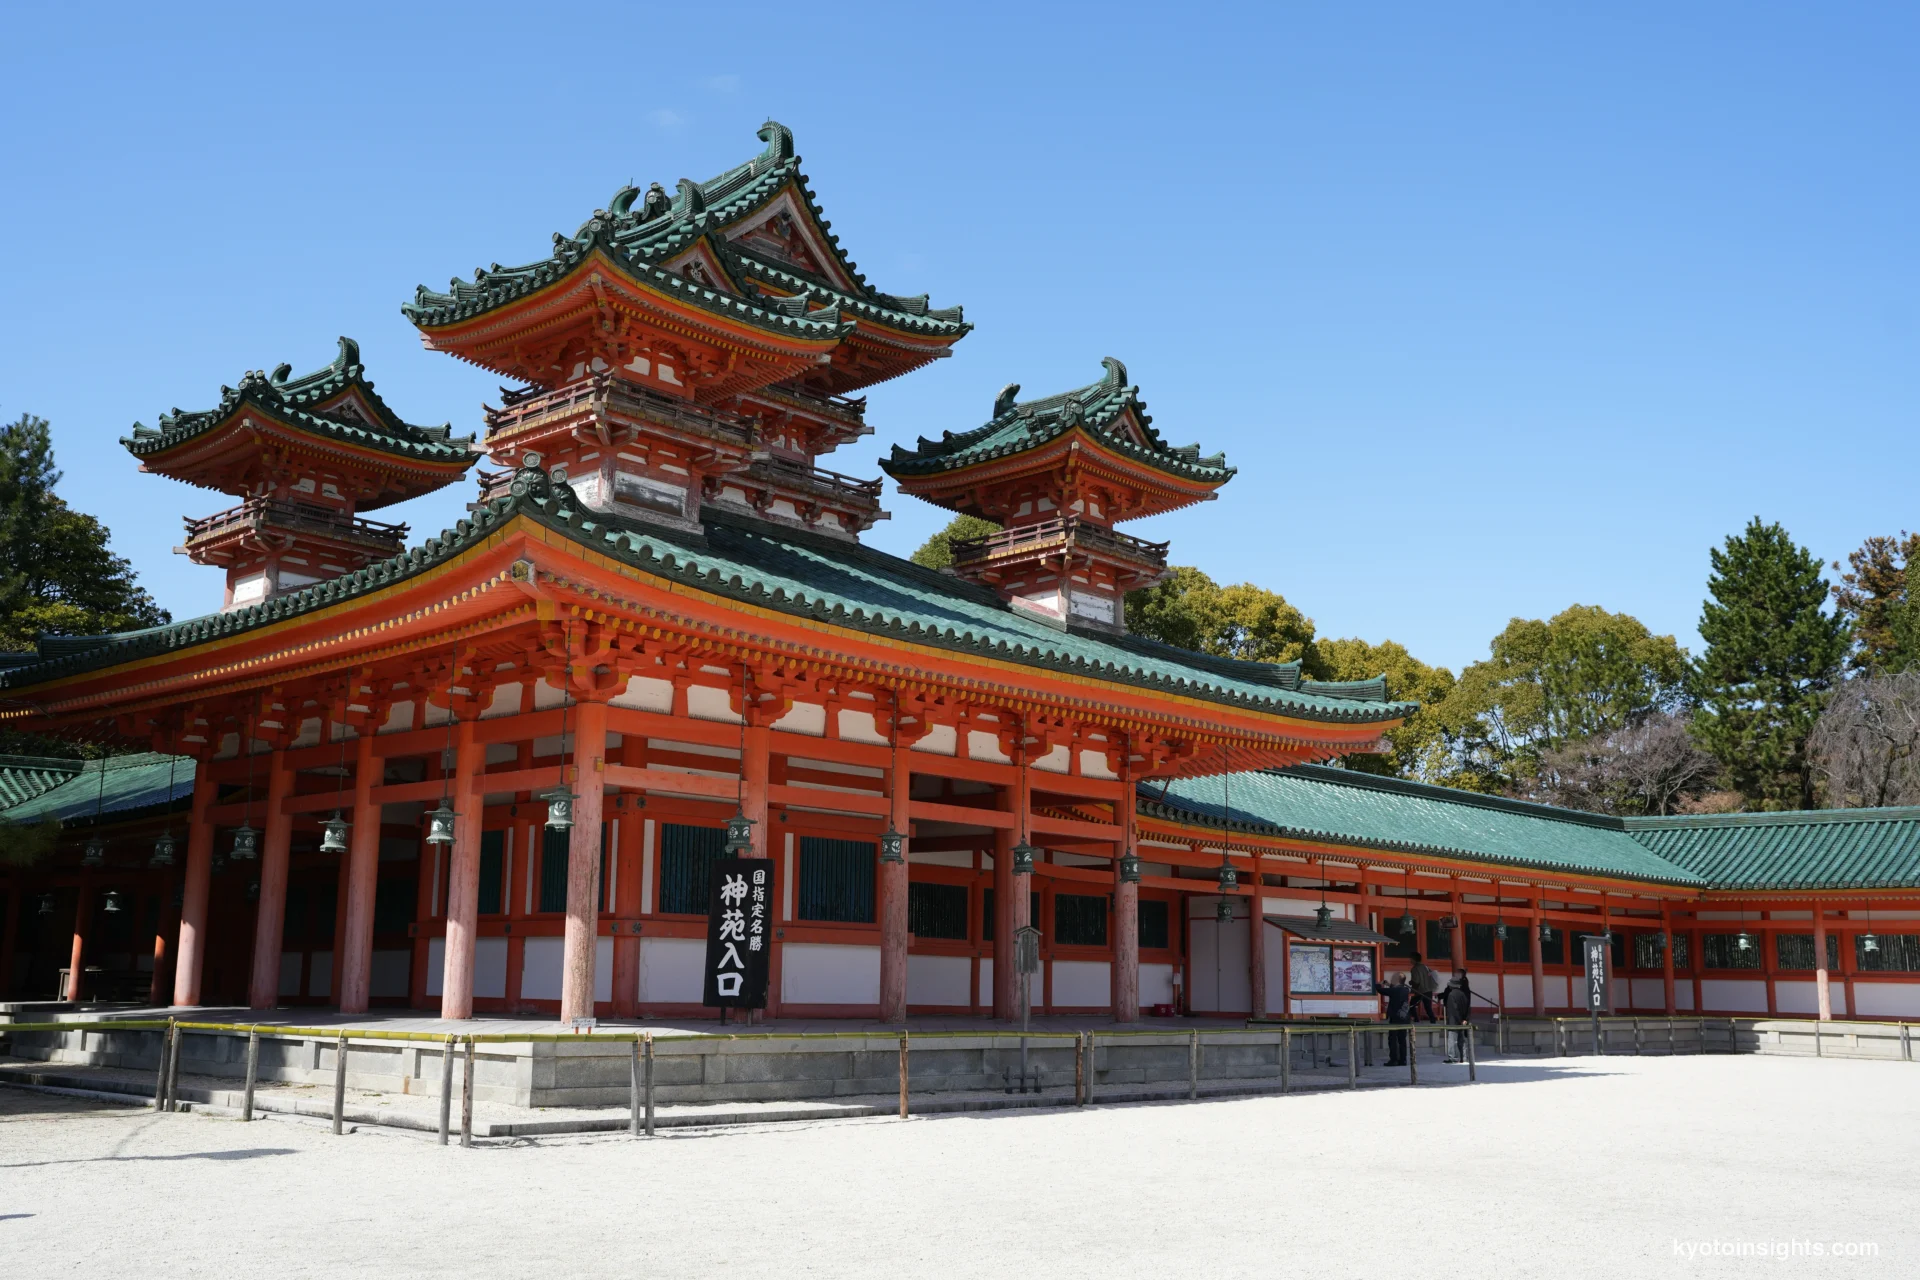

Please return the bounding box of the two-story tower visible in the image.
[402,121,969,538]
[881,358,1233,633]
[122,337,477,609]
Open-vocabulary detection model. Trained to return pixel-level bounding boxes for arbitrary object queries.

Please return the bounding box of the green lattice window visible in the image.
[1139,898,1170,951]
[538,827,568,914]
[478,830,504,915]
[1054,893,1108,947]
[1857,934,1920,972]
[907,882,969,940]
[1701,932,1762,970]
[1775,933,1840,971]
[798,837,874,923]
[658,823,725,916]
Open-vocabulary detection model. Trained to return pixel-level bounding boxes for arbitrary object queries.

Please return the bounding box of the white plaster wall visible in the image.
[912,724,957,755]
[426,938,444,997]
[966,730,1011,763]
[1264,934,1285,1009]
[772,701,826,736]
[1630,978,1669,1010]
[837,709,887,744]
[909,848,974,868]
[907,954,971,1007]
[1189,917,1251,1013]
[1674,983,1696,1012]
[370,949,410,998]
[1141,962,1175,1007]
[639,937,705,1003]
[1503,974,1533,1011]
[977,957,994,1007]
[1542,975,1571,1009]
[1288,997,1374,1015]
[519,937,613,1002]
[1050,960,1110,1008]
[377,702,414,735]
[1774,980,1818,1015]
[278,952,303,997]
[480,683,522,719]
[686,685,741,722]
[611,676,673,712]
[781,942,880,1005]
[1851,982,1920,1018]
[532,679,566,710]
[1031,743,1070,773]
[1702,979,1769,1012]
[1263,897,1352,920]
[474,937,508,1000]
[1078,749,1117,780]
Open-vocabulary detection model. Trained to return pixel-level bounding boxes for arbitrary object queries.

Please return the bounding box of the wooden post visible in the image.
[1466,1020,1477,1081]
[1248,863,1267,1019]
[247,749,296,1010]
[1449,886,1467,975]
[460,1037,475,1147]
[165,1022,182,1111]
[561,699,609,1025]
[1073,1031,1086,1104]
[628,1035,642,1137]
[331,1033,347,1135]
[644,1032,656,1136]
[437,1035,454,1145]
[740,708,775,1020]
[1112,775,1140,1023]
[1761,909,1777,1015]
[993,746,1032,1021]
[1407,1021,1418,1085]
[1661,904,1677,1015]
[1188,1028,1199,1099]
[878,738,911,1024]
[440,719,482,1020]
[153,1019,173,1111]
[1814,904,1833,1022]
[1279,1026,1291,1093]
[1529,904,1546,1017]
[338,730,382,1014]
[173,765,218,1007]
[148,869,179,1008]
[242,1028,259,1121]
[67,876,91,1002]
[897,1032,909,1119]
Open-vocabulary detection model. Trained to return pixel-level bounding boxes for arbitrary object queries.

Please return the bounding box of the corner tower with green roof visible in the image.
[121,337,477,610]
[403,120,968,539]
[882,357,1233,633]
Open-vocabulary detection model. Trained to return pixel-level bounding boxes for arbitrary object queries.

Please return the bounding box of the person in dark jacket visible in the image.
[1374,971,1412,1066]
[1442,970,1473,1062]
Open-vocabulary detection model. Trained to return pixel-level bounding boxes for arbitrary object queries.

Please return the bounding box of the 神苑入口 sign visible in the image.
[703,857,771,1008]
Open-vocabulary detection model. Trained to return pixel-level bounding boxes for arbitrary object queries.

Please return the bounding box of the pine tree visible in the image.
[1692,518,1849,809]
[908,514,1000,571]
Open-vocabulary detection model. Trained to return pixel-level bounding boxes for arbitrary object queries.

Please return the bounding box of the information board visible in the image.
[703,857,772,1008]
[1289,944,1332,994]
[1331,947,1376,994]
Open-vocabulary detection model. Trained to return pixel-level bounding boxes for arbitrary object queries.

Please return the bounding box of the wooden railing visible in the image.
[483,375,756,447]
[950,517,1169,567]
[746,455,884,503]
[183,499,407,547]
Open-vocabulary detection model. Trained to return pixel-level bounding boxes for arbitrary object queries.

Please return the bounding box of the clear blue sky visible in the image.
[3,3,1913,674]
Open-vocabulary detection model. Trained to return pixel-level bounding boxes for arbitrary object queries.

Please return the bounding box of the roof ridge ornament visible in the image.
[993,383,1021,419]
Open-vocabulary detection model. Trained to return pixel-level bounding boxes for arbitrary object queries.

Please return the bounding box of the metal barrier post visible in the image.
[152,1020,173,1111]
[1668,1019,1676,1054]
[1279,1027,1291,1093]
[1902,1023,1911,1063]
[644,1033,656,1136]
[898,1033,909,1119]
[460,1037,475,1147]
[1814,1019,1823,1058]
[1347,1027,1357,1089]
[331,1033,348,1136]
[1633,1018,1643,1055]
[1554,1019,1565,1057]
[1084,1032,1096,1104]
[1497,1014,1507,1056]
[1466,1022,1477,1082]
[629,1035,642,1137]
[242,1029,259,1121]
[1188,1029,1199,1100]
[1408,1024,1418,1086]
[437,1035,454,1146]
[166,1022,183,1111]
[1073,1032,1085,1106]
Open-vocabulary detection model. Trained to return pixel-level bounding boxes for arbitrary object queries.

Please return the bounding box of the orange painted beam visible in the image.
[909,799,1016,830]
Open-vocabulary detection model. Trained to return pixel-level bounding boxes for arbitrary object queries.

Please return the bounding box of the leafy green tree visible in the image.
[1692,518,1850,810]
[1437,605,1692,789]
[908,514,1000,571]
[1315,636,1456,779]
[1125,566,1319,667]
[1832,533,1920,673]
[0,413,169,652]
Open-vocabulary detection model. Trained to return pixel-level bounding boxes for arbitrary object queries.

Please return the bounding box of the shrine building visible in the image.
[3,123,1919,1026]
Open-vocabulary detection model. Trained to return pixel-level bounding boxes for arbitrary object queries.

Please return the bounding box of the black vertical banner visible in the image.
[703,857,772,1008]
[1583,935,1610,1012]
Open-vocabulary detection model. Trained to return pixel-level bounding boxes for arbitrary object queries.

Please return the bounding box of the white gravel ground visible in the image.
[3,1054,1913,1278]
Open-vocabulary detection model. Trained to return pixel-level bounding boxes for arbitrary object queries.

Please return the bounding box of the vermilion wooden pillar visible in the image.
[1449,888,1467,975]
[1761,909,1777,1015]
[149,872,180,1007]
[877,739,910,1024]
[740,716,774,1019]
[1529,902,1546,1016]
[1111,778,1139,1023]
[441,719,483,1019]
[609,737,647,1017]
[1661,903,1677,1014]
[247,749,296,1010]
[173,764,218,1006]
[338,731,382,1014]
[1813,905,1832,1021]
[1247,857,1267,1018]
[560,698,608,1024]
[67,877,92,1002]
[992,827,1014,1020]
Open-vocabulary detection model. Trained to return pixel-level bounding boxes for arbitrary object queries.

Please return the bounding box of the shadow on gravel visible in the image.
[0,1147,296,1169]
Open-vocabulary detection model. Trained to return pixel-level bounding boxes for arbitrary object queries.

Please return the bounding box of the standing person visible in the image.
[1409,951,1439,1023]
[1442,969,1473,1063]
[1374,971,1412,1066]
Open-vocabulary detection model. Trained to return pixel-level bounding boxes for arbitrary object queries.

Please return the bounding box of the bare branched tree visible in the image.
[1809,673,1920,808]
[1526,712,1721,815]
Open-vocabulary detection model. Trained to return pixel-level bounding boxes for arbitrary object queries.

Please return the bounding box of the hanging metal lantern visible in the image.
[1011,841,1038,876]
[724,810,756,856]
[1735,931,1753,952]
[1863,933,1880,954]
[1495,921,1509,942]
[81,834,106,867]
[1117,849,1142,883]
[543,785,578,831]
[1399,911,1416,936]
[211,852,229,876]
[231,823,258,860]
[878,825,905,864]
[150,830,177,868]
[319,810,351,854]
[1539,922,1554,943]
[1215,896,1234,923]
[37,893,56,915]
[424,801,457,847]
[102,890,124,914]
[1315,904,1333,929]
[1215,860,1238,895]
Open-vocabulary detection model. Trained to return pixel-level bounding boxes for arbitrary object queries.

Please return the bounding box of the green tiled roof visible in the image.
[0,755,82,808]
[122,337,477,477]
[1,753,194,825]
[1626,808,1920,891]
[0,466,1415,731]
[881,358,1233,486]
[1142,765,1704,885]
[403,121,966,343]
